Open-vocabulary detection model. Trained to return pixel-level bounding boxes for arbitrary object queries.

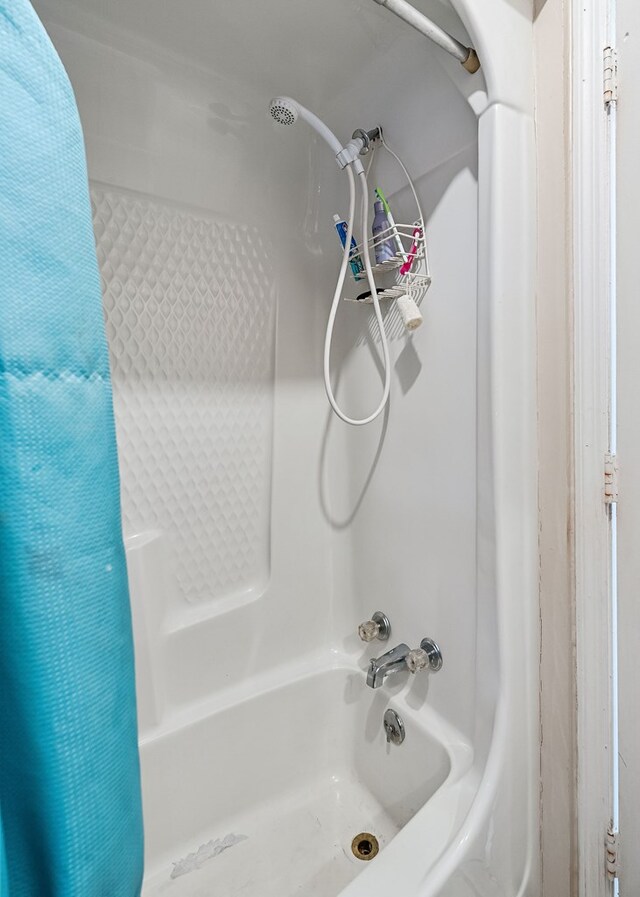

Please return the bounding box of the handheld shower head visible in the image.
[268,95,343,157]
[269,97,299,126]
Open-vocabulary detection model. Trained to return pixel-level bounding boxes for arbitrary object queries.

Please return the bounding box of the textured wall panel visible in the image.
[92,185,275,605]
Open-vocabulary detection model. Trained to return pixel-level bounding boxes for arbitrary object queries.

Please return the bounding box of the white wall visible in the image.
[323,101,480,739]
[35,12,340,734]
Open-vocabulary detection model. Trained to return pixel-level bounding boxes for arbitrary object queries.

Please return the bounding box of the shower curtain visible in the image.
[0,2,144,895]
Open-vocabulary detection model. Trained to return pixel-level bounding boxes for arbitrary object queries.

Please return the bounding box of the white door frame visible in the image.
[573,0,616,893]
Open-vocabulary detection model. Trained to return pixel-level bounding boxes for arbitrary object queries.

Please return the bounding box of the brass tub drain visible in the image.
[351,832,379,861]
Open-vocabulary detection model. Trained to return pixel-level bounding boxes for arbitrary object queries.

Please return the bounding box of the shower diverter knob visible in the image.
[358,611,391,642]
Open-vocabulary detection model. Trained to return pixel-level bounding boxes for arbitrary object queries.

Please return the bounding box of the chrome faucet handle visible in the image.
[358,611,391,642]
[405,637,443,673]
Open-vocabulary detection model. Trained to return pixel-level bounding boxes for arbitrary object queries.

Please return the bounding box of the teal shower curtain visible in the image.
[0,2,144,895]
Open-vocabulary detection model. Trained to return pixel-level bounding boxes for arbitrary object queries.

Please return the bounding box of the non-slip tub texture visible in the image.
[0,2,144,895]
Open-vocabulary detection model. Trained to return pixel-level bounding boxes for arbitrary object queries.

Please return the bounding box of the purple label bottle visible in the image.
[372,199,395,264]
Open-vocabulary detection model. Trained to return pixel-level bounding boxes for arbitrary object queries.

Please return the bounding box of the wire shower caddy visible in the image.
[343,218,431,304]
[338,128,430,308]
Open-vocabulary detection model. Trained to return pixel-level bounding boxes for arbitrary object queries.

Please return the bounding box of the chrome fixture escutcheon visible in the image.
[419,637,443,672]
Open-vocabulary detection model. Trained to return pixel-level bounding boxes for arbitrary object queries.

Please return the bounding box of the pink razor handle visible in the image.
[399,226,423,276]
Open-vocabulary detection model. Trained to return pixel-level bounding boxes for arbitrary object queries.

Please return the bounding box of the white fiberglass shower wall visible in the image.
[33,0,538,894]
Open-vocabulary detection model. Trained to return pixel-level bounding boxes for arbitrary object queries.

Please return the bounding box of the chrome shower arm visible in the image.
[373,0,480,73]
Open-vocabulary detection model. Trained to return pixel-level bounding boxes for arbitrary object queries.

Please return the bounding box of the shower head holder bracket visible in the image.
[351,126,383,155]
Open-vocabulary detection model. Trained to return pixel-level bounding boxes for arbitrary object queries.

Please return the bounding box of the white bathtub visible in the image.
[140,664,471,896]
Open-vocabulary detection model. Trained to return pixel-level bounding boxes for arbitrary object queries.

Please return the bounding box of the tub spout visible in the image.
[367,643,411,689]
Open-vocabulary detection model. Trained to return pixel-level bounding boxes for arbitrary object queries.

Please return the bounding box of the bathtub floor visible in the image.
[142,772,400,897]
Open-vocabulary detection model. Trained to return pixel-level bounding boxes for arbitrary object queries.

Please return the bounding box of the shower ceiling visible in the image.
[34,0,473,104]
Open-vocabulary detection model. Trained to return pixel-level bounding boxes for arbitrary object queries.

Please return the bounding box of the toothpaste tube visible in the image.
[333,214,364,281]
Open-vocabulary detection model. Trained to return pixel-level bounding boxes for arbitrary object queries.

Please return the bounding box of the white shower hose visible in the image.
[323,164,391,426]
